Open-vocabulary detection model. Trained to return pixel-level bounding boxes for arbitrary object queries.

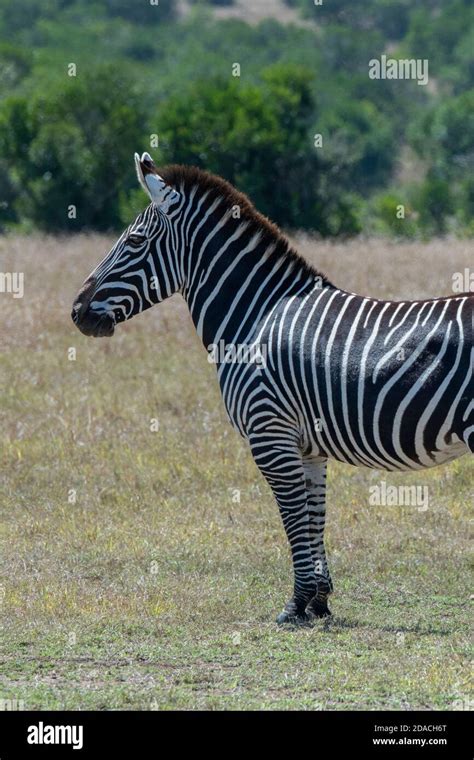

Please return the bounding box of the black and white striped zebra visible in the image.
[72,152,473,624]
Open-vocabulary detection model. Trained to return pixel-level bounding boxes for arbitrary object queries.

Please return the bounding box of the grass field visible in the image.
[0,234,472,710]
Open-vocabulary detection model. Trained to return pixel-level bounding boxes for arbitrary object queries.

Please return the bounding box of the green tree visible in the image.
[411,177,454,236]
[319,99,395,194]
[155,65,361,234]
[409,90,474,233]
[0,44,33,96]
[0,66,148,230]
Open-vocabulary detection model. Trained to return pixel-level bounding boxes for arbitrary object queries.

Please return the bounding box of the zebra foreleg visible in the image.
[302,456,332,619]
[249,437,319,625]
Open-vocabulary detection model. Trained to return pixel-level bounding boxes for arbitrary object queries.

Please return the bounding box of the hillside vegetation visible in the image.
[0,0,473,237]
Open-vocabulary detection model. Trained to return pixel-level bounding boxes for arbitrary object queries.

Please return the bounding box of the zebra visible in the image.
[72,152,473,624]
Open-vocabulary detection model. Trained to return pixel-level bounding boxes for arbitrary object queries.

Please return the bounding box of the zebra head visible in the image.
[72,152,182,337]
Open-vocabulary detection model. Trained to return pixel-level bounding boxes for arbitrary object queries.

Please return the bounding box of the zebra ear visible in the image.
[134,152,150,195]
[134,151,181,213]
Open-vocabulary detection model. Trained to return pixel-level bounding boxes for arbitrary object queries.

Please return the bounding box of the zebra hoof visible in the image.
[276,609,310,626]
[307,600,331,618]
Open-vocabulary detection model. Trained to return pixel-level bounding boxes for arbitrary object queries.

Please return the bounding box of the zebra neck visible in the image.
[182,221,317,353]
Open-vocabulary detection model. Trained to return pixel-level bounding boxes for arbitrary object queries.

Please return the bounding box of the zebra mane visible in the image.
[159,164,331,286]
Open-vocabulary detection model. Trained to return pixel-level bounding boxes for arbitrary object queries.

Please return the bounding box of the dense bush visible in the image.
[0,67,148,230]
[157,65,332,231]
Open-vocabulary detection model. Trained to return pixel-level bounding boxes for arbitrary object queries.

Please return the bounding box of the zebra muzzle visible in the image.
[72,304,115,338]
[72,277,116,338]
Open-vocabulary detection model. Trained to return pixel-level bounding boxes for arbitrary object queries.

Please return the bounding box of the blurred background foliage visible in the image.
[0,0,472,237]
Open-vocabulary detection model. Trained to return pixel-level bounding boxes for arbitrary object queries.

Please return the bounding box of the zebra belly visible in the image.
[300,364,471,471]
[305,433,469,471]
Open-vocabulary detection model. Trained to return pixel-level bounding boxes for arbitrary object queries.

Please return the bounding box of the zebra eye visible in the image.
[128,233,145,245]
